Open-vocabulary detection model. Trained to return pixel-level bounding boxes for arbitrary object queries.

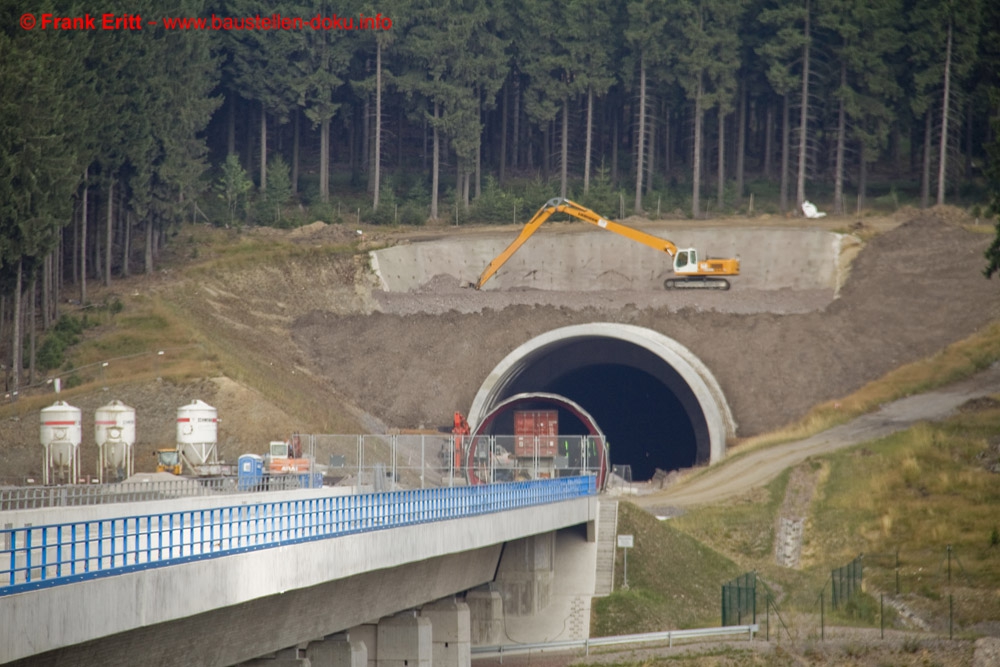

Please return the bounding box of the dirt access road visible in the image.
[635,362,1000,512]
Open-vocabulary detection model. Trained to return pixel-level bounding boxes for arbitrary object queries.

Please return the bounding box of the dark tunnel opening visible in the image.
[541,364,696,480]
[481,337,707,482]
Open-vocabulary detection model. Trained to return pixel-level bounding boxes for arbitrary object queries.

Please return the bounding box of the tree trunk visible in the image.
[29,278,36,386]
[500,81,509,183]
[780,94,790,213]
[635,52,647,213]
[611,108,619,184]
[320,118,330,203]
[373,42,382,210]
[431,102,440,220]
[260,102,267,190]
[584,86,594,194]
[796,0,811,213]
[936,19,953,206]
[144,219,153,273]
[859,144,868,211]
[736,82,747,199]
[834,60,847,215]
[123,212,131,278]
[693,76,704,219]
[646,97,656,197]
[292,108,300,195]
[105,179,114,287]
[362,95,371,189]
[476,105,483,199]
[42,254,51,331]
[512,78,520,171]
[12,259,22,399]
[764,101,774,179]
[717,109,725,209]
[560,101,569,199]
[80,168,88,304]
[921,111,932,208]
[663,107,671,175]
[228,94,236,156]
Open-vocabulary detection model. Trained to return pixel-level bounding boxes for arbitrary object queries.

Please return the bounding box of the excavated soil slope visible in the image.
[292,212,1000,436]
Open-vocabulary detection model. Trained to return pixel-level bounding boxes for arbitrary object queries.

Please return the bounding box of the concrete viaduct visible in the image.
[1,478,609,666]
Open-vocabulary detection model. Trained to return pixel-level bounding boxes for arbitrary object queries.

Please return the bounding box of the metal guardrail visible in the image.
[1,476,595,597]
[472,624,760,657]
[0,476,310,511]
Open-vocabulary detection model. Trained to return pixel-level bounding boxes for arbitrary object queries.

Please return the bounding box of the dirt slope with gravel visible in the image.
[1,208,998,484]
[291,211,1000,437]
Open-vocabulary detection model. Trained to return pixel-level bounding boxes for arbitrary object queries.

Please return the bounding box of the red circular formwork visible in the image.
[465,392,609,490]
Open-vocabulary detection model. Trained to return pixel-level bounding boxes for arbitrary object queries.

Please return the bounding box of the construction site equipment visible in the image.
[40,401,82,486]
[470,198,740,291]
[451,412,470,470]
[154,448,182,475]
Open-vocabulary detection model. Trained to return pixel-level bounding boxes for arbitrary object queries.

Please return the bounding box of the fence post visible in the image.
[820,591,825,641]
[766,593,770,641]
[949,595,953,640]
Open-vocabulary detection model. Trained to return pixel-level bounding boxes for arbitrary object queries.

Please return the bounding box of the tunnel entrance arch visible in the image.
[467,324,735,481]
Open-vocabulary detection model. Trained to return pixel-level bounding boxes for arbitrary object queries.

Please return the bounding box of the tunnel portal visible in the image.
[468,324,735,482]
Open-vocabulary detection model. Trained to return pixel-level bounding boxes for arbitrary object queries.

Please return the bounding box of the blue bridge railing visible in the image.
[1,476,594,597]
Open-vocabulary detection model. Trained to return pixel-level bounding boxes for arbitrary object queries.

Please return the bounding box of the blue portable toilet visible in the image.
[238,454,264,491]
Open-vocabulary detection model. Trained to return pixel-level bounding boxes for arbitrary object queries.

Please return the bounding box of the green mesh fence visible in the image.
[831,554,863,610]
[721,571,756,626]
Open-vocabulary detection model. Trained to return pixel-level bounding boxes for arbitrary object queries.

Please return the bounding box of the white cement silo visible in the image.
[40,401,82,485]
[177,399,218,472]
[96,400,136,483]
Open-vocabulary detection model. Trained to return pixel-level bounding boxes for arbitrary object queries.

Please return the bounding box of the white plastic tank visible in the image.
[96,400,136,480]
[40,401,82,484]
[177,399,218,466]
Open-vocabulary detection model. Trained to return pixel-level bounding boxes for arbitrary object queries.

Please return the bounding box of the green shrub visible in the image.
[470,176,523,224]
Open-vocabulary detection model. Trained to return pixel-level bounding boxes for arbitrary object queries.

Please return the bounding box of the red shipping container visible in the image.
[513,410,558,457]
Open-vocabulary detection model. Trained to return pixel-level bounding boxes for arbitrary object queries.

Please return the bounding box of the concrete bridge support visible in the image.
[494,533,555,616]
[307,632,367,667]
[466,587,503,645]
[420,598,471,667]
[376,610,432,667]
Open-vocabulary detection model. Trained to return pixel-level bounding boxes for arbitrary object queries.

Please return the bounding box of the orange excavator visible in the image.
[469,198,740,290]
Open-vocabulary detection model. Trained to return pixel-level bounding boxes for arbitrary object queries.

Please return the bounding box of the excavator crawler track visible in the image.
[664,277,731,291]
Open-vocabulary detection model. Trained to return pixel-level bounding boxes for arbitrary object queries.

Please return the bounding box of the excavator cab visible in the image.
[674,249,697,274]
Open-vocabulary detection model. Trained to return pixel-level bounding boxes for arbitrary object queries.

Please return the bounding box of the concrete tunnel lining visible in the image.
[468,323,736,466]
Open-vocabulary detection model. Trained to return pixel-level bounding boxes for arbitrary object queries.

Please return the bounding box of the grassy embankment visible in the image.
[592,323,1000,640]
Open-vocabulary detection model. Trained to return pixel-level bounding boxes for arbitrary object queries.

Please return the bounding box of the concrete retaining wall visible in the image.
[372,227,845,292]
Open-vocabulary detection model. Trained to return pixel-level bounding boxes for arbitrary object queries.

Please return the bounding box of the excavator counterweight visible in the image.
[469,198,739,291]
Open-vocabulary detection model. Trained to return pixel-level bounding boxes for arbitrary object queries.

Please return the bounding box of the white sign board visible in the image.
[617,534,634,548]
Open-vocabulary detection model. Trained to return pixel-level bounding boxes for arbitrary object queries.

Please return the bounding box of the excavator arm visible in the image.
[473,198,680,289]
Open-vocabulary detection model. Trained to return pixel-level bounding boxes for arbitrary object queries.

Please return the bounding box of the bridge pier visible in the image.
[376,610,432,667]
[306,632,367,667]
[466,587,503,644]
[494,534,555,616]
[420,598,471,667]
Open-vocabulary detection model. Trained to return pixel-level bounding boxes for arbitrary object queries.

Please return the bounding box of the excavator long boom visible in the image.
[473,198,738,290]
[474,198,680,290]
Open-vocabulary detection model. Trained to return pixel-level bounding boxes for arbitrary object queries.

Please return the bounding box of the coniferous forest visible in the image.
[1,0,999,395]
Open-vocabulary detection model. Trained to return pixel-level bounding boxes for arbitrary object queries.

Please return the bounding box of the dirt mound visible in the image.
[293,210,1000,436]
